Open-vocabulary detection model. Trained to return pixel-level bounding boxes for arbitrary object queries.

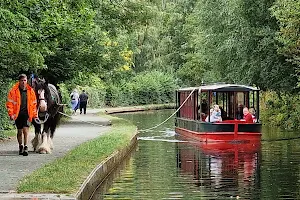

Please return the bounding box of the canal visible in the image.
[91,109,300,200]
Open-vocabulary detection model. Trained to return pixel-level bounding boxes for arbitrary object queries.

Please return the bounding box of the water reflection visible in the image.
[90,145,136,200]
[176,135,261,199]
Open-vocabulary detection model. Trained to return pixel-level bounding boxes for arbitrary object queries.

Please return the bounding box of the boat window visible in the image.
[198,92,208,121]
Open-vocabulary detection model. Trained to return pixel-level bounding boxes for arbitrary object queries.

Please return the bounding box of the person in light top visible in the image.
[205,105,222,122]
[213,105,222,122]
[70,89,80,115]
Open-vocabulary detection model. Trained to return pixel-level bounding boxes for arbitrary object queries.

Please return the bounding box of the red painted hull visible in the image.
[176,133,261,156]
[175,126,261,143]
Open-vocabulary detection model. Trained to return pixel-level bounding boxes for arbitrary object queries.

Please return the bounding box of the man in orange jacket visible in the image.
[6,74,38,156]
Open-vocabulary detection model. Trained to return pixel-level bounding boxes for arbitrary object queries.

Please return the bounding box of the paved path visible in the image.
[0,109,111,195]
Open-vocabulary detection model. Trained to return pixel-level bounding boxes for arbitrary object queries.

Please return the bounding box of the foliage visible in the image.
[1,0,300,130]
[271,0,300,68]
[62,73,106,108]
[260,91,300,130]
[108,71,178,106]
[0,7,45,79]
[187,0,297,91]
[0,79,17,132]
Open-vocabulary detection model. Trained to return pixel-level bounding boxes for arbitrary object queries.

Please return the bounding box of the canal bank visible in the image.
[104,103,175,114]
[0,106,153,200]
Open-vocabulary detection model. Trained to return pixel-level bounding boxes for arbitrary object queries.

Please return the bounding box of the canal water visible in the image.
[91,110,300,200]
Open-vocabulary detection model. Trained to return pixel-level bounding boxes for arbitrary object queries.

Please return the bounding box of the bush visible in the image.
[0,79,17,135]
[107,71,178,106]
[260,91,300,130]
[62,73,106,109]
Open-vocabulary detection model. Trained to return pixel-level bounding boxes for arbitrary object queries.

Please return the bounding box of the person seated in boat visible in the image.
[213,105,222,122]
[241,107,254,123]
[200,112,206,121]
[219,106,227,120]
[201,99,208,114]
[249,107,257,123]
[198,99,208,121]
[205,105,222,122]
[236,104,244,120]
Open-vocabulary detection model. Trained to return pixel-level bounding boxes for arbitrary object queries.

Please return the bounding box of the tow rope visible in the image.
[139,88,196,132]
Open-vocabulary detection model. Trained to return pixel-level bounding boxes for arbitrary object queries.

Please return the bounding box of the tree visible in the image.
[271,0,300,84]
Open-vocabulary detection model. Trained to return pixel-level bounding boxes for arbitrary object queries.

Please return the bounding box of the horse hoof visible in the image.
[39,149,47,154]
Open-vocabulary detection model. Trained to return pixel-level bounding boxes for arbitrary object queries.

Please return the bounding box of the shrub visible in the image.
[260,91,300,130]
[107,71,178,106]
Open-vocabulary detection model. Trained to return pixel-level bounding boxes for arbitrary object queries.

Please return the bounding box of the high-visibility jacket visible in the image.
[6,82,38,122]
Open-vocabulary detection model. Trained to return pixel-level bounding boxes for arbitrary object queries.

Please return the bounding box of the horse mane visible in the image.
[48,84,61,104]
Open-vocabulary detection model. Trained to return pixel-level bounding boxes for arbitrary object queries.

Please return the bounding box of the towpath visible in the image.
[0,109,111,196]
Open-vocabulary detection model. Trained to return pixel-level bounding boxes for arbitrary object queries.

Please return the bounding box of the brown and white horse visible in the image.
[30,77,63,154]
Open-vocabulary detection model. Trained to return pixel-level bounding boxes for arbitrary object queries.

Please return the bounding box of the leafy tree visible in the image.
[0,6,45,79]
[187,0,297,91]
[271,0,300,83]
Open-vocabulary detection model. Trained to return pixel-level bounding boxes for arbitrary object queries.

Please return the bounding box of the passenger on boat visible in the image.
[198,99,208,121]
[242,107,253,123]
[249,107,257,123]
[213,105,222,122]
[219,106,227,120]
[205,105,222,122]
[201,99,208,114]
[236,104,244,120]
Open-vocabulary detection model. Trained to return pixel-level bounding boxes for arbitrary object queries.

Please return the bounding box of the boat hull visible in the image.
[175,118,262,142]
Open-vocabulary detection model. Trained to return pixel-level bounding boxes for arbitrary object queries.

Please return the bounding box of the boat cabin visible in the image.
[176,83,260,122]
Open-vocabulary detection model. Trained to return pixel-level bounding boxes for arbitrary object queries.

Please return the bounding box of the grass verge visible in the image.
[0,129,16,140]
[17,114,137,194]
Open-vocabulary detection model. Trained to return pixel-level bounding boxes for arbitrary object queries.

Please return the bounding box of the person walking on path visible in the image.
[70,89,80,115]
[6,74,38,156]
[79,90,88,114]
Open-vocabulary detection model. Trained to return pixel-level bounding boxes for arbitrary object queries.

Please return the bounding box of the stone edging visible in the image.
[75,129,138,200]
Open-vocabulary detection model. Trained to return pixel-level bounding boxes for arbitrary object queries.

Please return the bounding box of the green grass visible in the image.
[17,114,136,194]
[0,129,17,140]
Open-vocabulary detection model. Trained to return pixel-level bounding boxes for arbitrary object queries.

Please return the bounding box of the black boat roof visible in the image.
[178,83,259,92]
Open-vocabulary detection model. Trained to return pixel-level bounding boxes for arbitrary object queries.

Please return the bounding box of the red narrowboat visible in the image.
[175,83,262,142]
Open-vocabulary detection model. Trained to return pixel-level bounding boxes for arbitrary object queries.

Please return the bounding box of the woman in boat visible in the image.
[249,107,257,123]
[205,105,222,122]
[213,105,222,122]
